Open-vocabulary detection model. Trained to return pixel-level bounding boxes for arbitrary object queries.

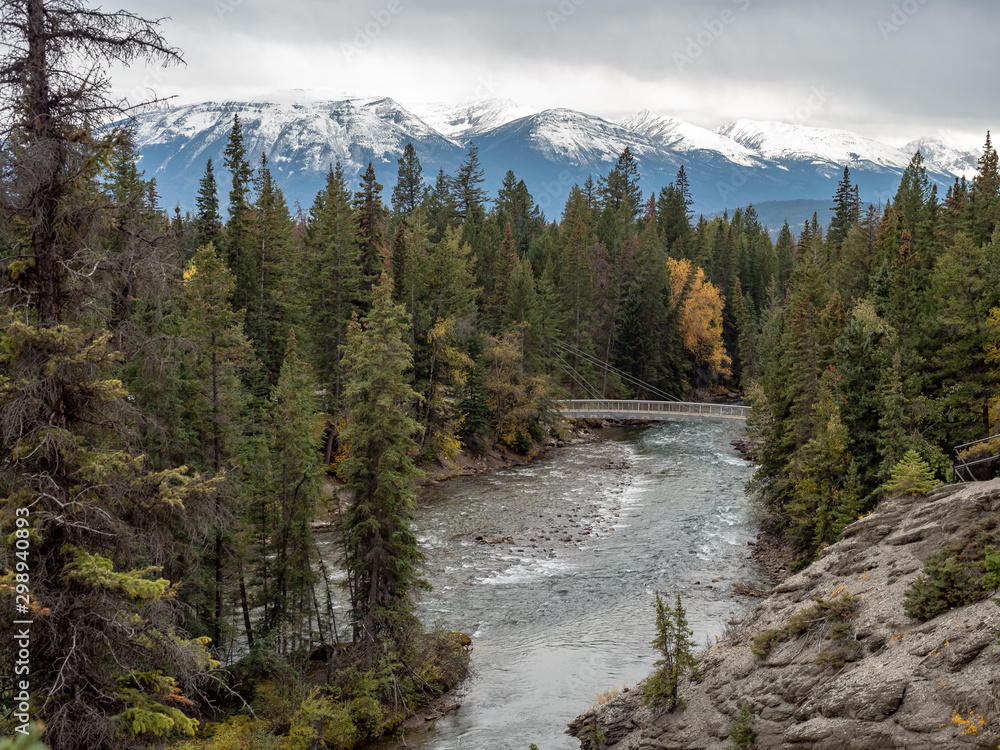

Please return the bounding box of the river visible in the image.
[383,421,764,750]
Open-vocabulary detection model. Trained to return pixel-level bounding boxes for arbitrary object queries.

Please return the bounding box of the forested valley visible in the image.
[2,2,1000,748]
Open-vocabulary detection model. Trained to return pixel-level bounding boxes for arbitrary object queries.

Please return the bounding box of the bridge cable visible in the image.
[554,340,678,401]
[553,351,604,401]
[554,340,680,402]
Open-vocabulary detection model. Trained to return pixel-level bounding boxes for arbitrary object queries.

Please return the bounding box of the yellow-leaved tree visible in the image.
[666,258,732,386]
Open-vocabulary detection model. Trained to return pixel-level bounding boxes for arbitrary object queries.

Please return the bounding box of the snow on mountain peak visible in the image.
[903,136,980,180]
[619,111,761,166]
[405,98,537,142]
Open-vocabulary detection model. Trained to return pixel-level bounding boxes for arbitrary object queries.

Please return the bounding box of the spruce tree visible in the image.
[222,113,256,317]
[424,167,457,237]
[969,132,1000,246]
[194,158,223,251]
[339,274,424,652]
[644,592,699,710]
[453,141,488,223]
[828,167,860,249]
[355,162,388,290]
[303,163,363,411]
[391,142,425,218]
[600,147,643,223]
[258,330,324,649]
[178,243,253,653]
[249,153,297,381]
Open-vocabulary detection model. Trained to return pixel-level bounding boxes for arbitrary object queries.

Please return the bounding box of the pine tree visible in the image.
[339,274,424,652]
[644,592,699,710]
[194,158,223,251]
[423,167,457,237]
[222,113,256,318]
[258,330,324,648]
[881,449,941,497]
[248,153,298,380]
[178,243,253,652]
[828,167,860,249]
[495,170,542,255]
[355,162,389,290]
[453,141,488,223]
[969,132,1000,246]
[558,212,598,393]
[600,147,643,223]
[392,142,425,218]
[303,164,363,410]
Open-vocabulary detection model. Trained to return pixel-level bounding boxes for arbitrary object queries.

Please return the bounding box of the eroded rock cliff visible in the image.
[568,480,1000,749]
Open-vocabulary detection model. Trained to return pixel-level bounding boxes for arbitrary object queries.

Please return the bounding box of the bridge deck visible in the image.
[558,399,748,424]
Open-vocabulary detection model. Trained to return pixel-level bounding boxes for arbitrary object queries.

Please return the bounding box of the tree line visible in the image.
[4,2,998,747]
[744,145,1000,565]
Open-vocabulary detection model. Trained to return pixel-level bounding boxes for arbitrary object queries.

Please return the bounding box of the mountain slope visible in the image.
[405,98,538,142]
[130,93,978,220]
[133,92,465,212]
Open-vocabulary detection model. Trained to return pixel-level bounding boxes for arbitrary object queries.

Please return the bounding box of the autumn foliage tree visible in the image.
[667,257,731,386]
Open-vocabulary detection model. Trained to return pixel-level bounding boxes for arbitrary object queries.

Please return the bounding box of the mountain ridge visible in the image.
[129,92,979,222]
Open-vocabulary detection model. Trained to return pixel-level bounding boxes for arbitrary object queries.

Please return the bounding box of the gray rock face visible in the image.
[568,480,1000,750]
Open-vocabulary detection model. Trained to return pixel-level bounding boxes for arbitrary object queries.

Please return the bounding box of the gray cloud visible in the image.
[111,0,999,145]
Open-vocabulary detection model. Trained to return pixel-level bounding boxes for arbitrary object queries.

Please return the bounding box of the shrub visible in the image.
[881,449,941,498]
[902,520,1000,621]
[751,629,784,658]
[724,703,756,750]
[751,592,858,661]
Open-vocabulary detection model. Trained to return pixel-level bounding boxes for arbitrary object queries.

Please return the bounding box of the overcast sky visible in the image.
[111,0,997,148]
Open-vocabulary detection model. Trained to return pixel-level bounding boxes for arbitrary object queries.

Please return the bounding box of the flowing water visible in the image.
[382,421,764,750]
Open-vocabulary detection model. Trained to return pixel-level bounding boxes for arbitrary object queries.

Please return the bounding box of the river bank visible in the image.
[367,419,760,749]
[568,480,1000,750]
[419,421,609,484]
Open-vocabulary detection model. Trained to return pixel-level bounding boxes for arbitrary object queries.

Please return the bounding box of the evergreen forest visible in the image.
[1,2,1000,748]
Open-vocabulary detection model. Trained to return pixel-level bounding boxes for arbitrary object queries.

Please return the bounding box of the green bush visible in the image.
[751,629,784,658]
[902,521,1000,621]
[724,703,756,750]
[903,553,985,620]
[881,449,941,498]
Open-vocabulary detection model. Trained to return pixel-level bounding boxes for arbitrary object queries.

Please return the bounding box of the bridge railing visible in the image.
[558,399,750,420]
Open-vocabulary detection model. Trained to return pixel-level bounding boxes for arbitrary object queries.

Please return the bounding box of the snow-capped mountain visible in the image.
[405,98,537,142]
[714,120,918,176]
[619,110,763,167]
[129,92,977,219]
[904,137,981,181]
[132,91,463,210]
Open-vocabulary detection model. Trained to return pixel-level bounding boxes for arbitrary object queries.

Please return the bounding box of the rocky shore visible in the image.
[568,480,1000,750]
[419,420,610,484]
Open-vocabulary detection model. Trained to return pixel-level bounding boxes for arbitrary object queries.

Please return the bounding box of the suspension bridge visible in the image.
[552,341,749,425]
